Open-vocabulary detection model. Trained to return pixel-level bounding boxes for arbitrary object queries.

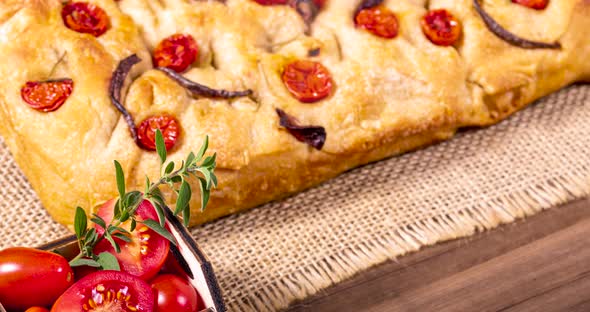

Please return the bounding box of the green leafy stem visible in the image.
[69,130,217,269]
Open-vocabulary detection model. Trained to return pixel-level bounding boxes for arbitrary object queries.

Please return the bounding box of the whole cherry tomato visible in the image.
[151,274,204,312]
[0,247,74,311]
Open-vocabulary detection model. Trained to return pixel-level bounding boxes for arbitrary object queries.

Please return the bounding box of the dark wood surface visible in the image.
[286,198,590,312]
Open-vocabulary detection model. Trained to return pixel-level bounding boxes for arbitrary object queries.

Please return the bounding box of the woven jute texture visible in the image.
[1,85,589,311]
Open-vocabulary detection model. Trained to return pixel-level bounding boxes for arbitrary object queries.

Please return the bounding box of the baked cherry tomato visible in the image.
[151,274,204,312]
[25,307,50,312]
[421,9,462,46]
[61,2,111,37]
[0,247,74,311]
[512,0,548,10]
[282,60,333,103]
[93,200,170,280]
[355,5,399,39]
[21,79,74,112]
[153,34,199,73]
[136,114,180,151]
[252,0,289,5]
[51,270,154,312]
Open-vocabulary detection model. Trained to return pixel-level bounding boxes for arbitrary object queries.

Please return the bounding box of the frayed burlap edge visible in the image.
[228,171,590,311]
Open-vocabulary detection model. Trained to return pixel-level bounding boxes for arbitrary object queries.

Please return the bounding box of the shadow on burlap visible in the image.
[1,85,589,311]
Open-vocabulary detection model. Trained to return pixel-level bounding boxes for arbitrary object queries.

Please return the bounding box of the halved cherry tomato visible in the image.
[153,34,199,73]
[94,200,170,280]
[0,247,74,311]
[137,114,180,151]
[51,270,154,312]
[26,307,50,312]
[421,9,462,46]
[282,60,333,103]
[61,2,111,37]
[151,274,203,312]
[355,5,399,39]
[512,0,548,10]
[21,79,74,112]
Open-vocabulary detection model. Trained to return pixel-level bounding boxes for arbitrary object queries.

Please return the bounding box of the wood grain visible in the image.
[286,198,590,312]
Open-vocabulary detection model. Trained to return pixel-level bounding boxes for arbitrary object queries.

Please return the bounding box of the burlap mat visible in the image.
[1,84,589,311]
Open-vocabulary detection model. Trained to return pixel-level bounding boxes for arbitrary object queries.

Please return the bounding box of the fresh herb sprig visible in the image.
[69,130,217,269]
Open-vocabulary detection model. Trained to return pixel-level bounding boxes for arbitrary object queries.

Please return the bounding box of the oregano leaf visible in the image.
[198,177,210,211]
[104,232,121,253]
[141,219,177,246]
[155,129,167,165]
[69,258,101,268]
[91,214,106,230]
[97,252,120,271]
[114,160,125,199]
[175,180,191,215]
[165,161,175,175]
[182,206,191,227]
[195,136,209,162]
[74,207,87,240]
[113,233,132,243]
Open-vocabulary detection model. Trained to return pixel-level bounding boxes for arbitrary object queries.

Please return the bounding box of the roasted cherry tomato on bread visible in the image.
[51,270,154,312]
[93,199,170,280]
[421,9,462,46]
[282,60,333,103]
[153,34,199,73]
[0,247,74,311]
[512,0,549,10]
[151,274,203,312]
[21,79,74,112]
[61,2,111,37]
[137,114,180,151]
[355,5,399,39]
[25,307,50,312]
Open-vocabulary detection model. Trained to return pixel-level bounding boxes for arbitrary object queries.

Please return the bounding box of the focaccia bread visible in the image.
[0,0,588,228]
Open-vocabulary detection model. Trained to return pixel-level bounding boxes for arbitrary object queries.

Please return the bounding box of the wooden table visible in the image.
[286,198,590,312]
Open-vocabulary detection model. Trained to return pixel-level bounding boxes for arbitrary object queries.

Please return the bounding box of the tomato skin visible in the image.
[282,60,333,103]
[421,9,462,46]
[21,79,74,112]
[25,307,50,312]
[512,0,548,10]
[94,199,170,280]
[136,115,180,151]
[151,274,203,312]
[355,5,399,39]
[51,270,154,312]
[0,247,74,311]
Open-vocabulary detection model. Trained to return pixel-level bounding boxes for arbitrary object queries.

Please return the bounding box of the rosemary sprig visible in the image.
[69,130,217,269]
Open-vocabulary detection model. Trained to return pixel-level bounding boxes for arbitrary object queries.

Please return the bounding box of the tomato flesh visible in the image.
[21,79,74,112]
[512,0,548,10]
[421,9,462,46]
[355,5,399,39]
[94,200,170,281]
[136,115,180,151]
[282,60,333,103]
[153,34,199,73]
[0,247,74,311]
[151,274,203,312]
[61,2,110,37]
[51,270,154,312]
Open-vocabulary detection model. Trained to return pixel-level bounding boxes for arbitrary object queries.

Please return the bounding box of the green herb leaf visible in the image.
[114,160,125,199]
[69,258,101,268]
[182,206,191,227]
[104,232,121,253]
[185,152,196,170]
[84,228,98,245]
[195,136,209,162]
[113,233,132,243]
[97,252,120,271]
[141,219,177,245]
[197,168,212,189]
[91,214,107,230]
[198,177,210,211]
[211,171,218,188]
[164,161,175,175]
[170,176,182,183]
[201,153,216,168]
[74,207,87,239]
[175,180,191,215]
[130,219,137,232]
[155,129,167,165]
[148,198,166,227]
[145,175,151,195]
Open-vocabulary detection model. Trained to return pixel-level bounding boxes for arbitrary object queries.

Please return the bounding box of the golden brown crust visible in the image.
[0,0,588,227]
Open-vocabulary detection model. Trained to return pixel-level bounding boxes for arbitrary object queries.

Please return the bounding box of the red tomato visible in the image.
[355,5,399,39]
[0,247,74,311]
[421,9,462,46]
[151,274,203,312]
[136,115,181,151]
[160,253,189,278]
[94,199,170,280]
[21,79,74,112]
[153,34,199,73]
[51,270,154,312]
[73,264,99,281]
[61,2,111,37]
[282,60,333,103]
[512,0,548,10]
[26,307,50,312]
